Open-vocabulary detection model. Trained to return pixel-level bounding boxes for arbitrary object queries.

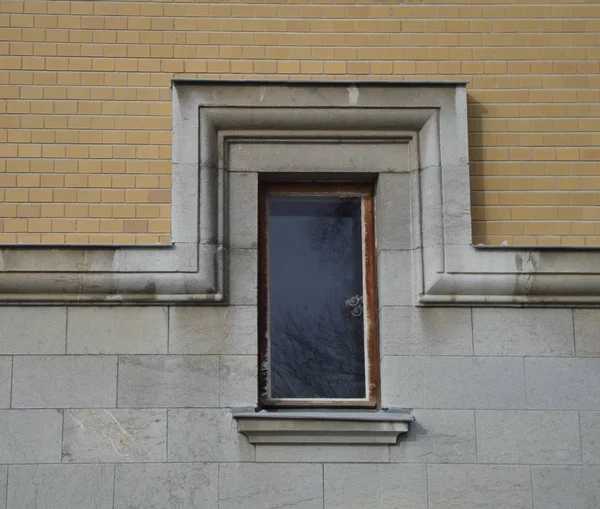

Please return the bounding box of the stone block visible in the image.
[7,465,113,509]
[229,171,258,248]
[219,463,323,509]
[424,357,526,409]
[377,250,414,306]
[441,164,472,245]
[375,173,412,250]
[0,307,65,354]
[381,307,472,356]
[229,249,258,305]
[169,306,257,355]
[420,164,443,257]
[324,464,427,509]
[219,355,257,407]
[473,308,574,356]
[427,464,532,509]
[63,408,166,463]
[0,357,11,408]
[228,140,410,173]
[256,444,389,463]
[168,409,254,462]
[532,466,600,509]
[114,464,218,509]
[575,310,600,357]
[391,410,476,463]
[526,358,600,410]
[0,466,6,509]
[580,412,600,465]
[12,356,117,408]
[171,162,198,242]
[67,307,168,354]
[476,410,581,464]
[0,410,62,463]
[118,355,219,408]
[380,356,424,408]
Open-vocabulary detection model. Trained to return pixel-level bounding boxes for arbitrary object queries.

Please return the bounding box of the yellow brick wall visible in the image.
[0,0,599,246]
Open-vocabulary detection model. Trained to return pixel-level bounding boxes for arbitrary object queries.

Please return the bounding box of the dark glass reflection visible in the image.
[268,195,365,399]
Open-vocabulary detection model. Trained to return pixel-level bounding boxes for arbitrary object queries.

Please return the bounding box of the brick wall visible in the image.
[0,0,599,245]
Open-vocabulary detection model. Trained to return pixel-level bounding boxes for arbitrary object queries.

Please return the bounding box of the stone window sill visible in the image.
[232,408,413,445]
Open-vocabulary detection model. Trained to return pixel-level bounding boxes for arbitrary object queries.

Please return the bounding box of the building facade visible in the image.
[1,1,600,508]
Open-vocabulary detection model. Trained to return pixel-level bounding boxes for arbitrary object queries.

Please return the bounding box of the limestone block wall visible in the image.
[1,304,600,508]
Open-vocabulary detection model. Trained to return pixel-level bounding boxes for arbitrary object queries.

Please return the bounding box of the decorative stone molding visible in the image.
[1,79,599,305]
[421,248,600,306]
[233,408,413,445]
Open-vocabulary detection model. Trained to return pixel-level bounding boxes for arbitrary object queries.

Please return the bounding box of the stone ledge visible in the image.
[232,408,413,445]
[419,249,600,307]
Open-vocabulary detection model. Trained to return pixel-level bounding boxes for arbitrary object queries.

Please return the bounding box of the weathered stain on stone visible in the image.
[63,409,166,463]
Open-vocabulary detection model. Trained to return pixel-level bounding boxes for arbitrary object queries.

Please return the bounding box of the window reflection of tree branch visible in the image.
[270,296,365,400]
[267,193,367,402]
[307,198,357,263]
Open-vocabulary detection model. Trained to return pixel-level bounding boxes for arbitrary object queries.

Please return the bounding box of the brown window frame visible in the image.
[258,181,380,409]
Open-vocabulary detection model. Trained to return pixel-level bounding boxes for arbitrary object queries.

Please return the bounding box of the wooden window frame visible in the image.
[258,182,380,409]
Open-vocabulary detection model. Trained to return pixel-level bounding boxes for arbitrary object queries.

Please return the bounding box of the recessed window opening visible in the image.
[258,182,379,408]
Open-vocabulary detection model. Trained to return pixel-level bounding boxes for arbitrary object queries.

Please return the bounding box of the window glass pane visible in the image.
[267,194,366,399]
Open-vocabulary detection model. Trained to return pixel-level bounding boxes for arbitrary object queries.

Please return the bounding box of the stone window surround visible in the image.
[0,79,599,305]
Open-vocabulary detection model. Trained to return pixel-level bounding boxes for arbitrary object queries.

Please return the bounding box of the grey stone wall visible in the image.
[1,305,600,509]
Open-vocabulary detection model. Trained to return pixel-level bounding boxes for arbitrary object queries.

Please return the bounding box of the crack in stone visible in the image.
[103,410,154,459]
[66,410,158,461]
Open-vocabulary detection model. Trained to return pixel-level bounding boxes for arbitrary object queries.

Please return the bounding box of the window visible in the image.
[258,182,379,408]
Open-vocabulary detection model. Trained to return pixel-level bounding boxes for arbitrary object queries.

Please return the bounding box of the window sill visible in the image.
[232,408,413,445]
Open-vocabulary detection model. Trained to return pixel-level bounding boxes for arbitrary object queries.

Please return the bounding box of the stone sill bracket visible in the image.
[232,408,414,445]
